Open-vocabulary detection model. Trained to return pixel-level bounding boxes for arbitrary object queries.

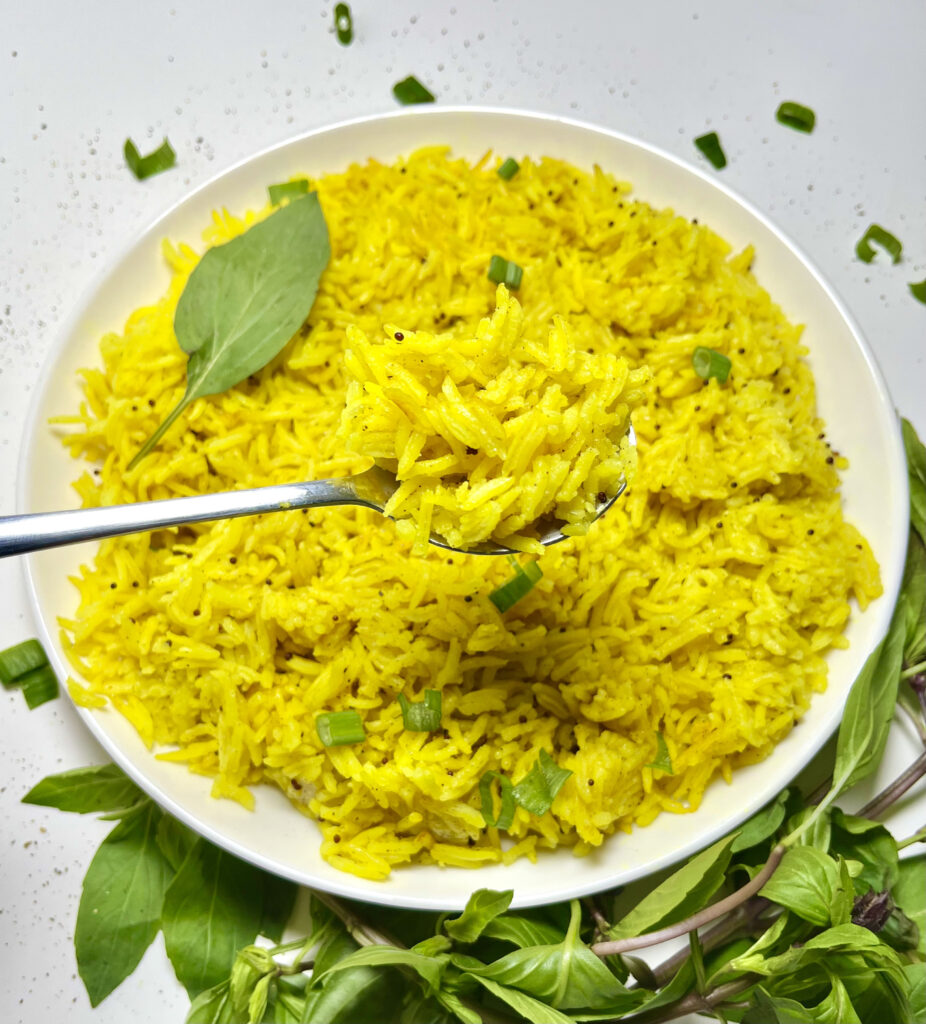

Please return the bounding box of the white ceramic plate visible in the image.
[20,107,908,911]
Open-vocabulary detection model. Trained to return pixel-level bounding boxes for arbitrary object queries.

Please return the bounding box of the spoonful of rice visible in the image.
[0,287,646,559]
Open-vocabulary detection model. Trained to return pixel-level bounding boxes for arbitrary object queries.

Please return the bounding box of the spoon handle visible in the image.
[0,478,367,558]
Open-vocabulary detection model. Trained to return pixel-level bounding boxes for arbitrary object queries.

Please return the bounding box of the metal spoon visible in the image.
[0,428,633,559]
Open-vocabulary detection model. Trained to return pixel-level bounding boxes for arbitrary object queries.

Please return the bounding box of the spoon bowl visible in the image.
[0,426,634,559]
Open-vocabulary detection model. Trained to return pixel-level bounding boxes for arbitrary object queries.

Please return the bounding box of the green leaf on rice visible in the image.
[128,193,330,468]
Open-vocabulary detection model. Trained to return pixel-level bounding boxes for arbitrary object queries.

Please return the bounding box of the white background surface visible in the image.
[2,1,924,1021]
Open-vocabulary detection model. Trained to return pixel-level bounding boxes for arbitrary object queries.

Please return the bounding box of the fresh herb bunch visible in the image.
[21,420,926,1023]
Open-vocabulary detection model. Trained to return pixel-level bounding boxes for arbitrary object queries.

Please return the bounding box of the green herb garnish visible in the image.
[315,710,366,747]
[645,732,674,775]
[397,690,442,732]
[267,178,309,206]
[128,193,330,468]
[487,254,523,291]
[511,750,572,817]
[856,224,903,264]
[124,137,176,180]
[392,76,435,105]
[0,637,48,685]
[0,637,58,708]
[497,157,520,181]
[694,131,726,169]
[334,2,353,45]
[775,101,816,133]
[478,770,515,829]
[692,345,732,383]
[489,557,541,611]
[909,280,926,304]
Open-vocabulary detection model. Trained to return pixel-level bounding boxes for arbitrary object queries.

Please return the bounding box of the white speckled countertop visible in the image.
[2,2,924,1020]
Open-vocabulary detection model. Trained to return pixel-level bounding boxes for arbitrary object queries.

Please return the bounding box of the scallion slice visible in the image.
[694,132,726,170]
[487,255,523,290]
[692,345,732,384]
[910,280,926,305]
[316,710,366,747]
[398,689,442,732]
[124,138,176,181]
[18,665,59,710]
[478,770,515,830]
[489,558,542,612]
[511,750,572,817]
[268,179,310,206]
[645,732,674,775]
[334,2,353,45]
[392,76,435,105]
[497,157,520,181]
[0,638,48,686]
[856,224,903,265]
[775,101,816,133]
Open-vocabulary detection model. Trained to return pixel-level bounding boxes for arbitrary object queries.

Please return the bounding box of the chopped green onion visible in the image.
[512,750,572,817]
[268,179,310,206]
[397,690,442,732]
[910,280,926,305]
[315,710,366,747]
[692,346,732,384]
[645,732,674,775]
[479,770,515,830]
[392,76,435,105]
[694,132,726,170]
[0,638,48,686]
[124,138,176,181]
[497,157,520,181]
[856,224,903,265]
[489,559,542,612]
[775,101,816,133]
[18,664,59,710]
[334,2,353,45]
[487,255,523,291]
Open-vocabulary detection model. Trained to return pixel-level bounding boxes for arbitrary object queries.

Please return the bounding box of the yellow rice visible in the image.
[56,148,881,880]
[338,283,649,554]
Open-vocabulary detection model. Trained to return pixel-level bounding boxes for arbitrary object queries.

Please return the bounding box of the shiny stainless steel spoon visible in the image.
[0,428,633,558]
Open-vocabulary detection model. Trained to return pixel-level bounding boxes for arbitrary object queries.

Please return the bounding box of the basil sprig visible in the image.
[128,193,330,468]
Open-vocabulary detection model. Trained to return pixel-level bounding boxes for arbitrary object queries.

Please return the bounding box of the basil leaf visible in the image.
[829,809,899,892]
[453,901,639,1012]
[829,857,855,927]
[130,193,330,466]
[312,946,447,996]
[826,597,907,799]
[301,963,399,1024]
[75,802,173,1006]
[903,417,926,544]
[609,833,738,939]
[902,531,926,664]
[272,977,308,1024]
[444,889,513,943]
[746,988,818,1023]
[162,839,283,997]
[759,846,839,926]
[155,814,198,872]
[815,974,862,1024]
[259,872,299,943]
[462,975,575,1024]
[892,854,926,956]
[482,914,565,948]
[904,962,926,1024]
[636,959,696,1013]
[185,980,235,1023]
[22,763,144,815]
[731,788,791,853]
[729,922,894,978]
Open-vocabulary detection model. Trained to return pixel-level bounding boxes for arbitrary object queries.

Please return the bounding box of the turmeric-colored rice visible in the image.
[57,148,881,880]
[338,283,649,554]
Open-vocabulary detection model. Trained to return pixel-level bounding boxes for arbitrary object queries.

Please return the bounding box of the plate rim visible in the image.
[17,104,909,910]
